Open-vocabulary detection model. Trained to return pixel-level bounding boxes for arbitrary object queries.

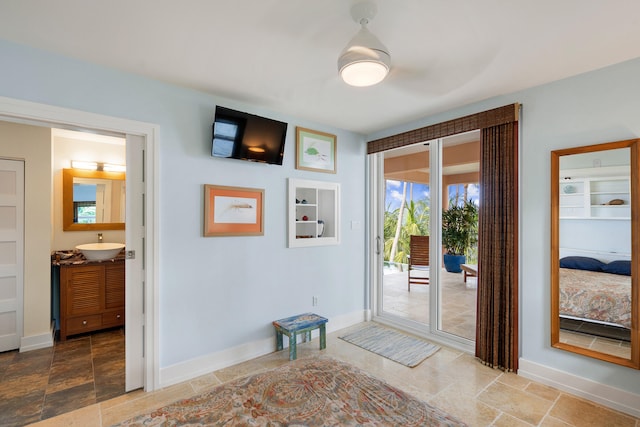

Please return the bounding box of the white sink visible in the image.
[76,243,125,261]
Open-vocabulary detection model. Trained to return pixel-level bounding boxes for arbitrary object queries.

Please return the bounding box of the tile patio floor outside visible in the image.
[383,268,477,341]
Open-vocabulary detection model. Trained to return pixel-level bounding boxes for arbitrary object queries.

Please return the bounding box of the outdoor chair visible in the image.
[407,235,430,291]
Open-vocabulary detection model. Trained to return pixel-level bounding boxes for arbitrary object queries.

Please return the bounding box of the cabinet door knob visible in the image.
[82,320,88,325]
[116,314,121,319]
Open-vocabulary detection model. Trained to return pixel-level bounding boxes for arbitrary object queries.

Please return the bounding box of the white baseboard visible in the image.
[518,358,640,418]
[330,310,368,331]
[20,326,54,352]
[159,310,366,388]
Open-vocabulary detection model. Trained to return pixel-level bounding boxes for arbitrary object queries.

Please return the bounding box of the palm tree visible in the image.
[388,182,407,263]
[383,182,430,266]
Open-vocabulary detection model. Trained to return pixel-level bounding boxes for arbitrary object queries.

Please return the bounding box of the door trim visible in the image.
[0,95,159,391]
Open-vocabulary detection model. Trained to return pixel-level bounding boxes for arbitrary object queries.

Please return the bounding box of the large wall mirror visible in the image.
[62,168,126,231]
[551,139,639,368]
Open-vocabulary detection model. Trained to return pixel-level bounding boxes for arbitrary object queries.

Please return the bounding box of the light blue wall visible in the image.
[517,57,640,394]
[0,39,366,368]
[370,57,640,395]
[3,36,640,396]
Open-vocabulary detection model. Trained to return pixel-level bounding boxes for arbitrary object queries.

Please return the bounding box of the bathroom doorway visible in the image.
[0,95,158,404]
[49,128,147,391]
[51,128,128,400]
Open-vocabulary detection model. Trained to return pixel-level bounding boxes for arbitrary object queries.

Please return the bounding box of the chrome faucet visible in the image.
[98,233,103,243]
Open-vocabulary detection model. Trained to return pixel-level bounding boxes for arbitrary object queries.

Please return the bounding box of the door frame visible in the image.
[0,95,159,391]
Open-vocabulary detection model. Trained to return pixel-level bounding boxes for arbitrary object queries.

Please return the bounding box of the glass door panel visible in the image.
[438,135,480,340]
[380,144,431,325]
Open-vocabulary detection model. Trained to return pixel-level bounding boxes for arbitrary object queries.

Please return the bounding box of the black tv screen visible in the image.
[212,106,288,165]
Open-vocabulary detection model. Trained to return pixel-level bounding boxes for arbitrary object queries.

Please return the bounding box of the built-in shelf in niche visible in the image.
[288,178,340,247]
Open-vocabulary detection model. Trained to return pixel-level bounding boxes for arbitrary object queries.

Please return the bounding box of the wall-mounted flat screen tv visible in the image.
[212,106,288,165]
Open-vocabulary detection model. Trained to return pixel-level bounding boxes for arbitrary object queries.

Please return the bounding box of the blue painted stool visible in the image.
[272,313,328,360]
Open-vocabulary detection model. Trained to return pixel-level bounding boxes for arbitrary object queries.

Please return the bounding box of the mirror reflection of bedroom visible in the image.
[551,140,637,366]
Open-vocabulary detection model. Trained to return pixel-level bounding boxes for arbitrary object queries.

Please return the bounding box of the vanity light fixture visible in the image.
[71,160,98,171]
[102,163,126,172]
[338,1,390,87]
[71,160,126,172]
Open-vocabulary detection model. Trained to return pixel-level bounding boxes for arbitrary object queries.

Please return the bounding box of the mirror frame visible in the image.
[551,138,639,368]
[62,168,126,231]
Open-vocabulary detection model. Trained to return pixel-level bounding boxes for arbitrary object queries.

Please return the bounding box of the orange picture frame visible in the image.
[204,184,264,236]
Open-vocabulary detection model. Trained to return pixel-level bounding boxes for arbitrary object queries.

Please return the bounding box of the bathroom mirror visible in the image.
[62,168,126,231]
[551,139,638,368]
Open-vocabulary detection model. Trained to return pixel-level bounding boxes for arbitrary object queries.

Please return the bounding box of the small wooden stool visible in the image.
[272,313,328,360]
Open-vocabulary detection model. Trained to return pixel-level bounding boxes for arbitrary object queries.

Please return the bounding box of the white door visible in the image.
[125,134,145,391]
[0,159,24,352]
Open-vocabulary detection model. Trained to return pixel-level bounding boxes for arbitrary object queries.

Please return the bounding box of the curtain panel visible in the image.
[476,122,519,371]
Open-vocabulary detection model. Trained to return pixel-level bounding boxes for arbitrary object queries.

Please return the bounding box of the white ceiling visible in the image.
[1,1,640,135]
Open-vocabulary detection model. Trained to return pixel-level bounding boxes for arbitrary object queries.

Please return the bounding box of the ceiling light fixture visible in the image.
[338,1,390,87]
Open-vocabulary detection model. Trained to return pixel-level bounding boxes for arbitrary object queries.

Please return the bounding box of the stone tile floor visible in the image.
[23,323,640,427]
[0,328,124,426]
[559,318,631,359]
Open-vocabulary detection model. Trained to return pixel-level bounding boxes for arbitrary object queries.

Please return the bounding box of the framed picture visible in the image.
[204,184,264,236]
[295,127,337,173]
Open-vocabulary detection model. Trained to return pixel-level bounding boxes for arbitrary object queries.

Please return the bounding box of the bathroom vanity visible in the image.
[56,257,125,340]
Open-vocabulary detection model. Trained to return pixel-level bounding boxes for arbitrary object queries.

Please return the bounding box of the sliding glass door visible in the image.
[372,132,479,349]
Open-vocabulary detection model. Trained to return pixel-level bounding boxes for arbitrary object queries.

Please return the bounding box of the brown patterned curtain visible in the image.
[476,122,519,372]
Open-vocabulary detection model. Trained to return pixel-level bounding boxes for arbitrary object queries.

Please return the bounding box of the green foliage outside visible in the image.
[442,200,479,257]
[384,181,479,266]
[384,199,430,265]
[76,205,96,223]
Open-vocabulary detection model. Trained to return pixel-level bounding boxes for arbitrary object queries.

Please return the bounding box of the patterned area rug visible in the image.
[339,324,440,367]
[113,358,466,426]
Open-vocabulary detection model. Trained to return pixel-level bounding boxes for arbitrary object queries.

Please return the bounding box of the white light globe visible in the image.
[340,61,389,87]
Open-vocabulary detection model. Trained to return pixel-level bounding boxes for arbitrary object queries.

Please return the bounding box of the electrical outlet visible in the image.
[312,296,318,306]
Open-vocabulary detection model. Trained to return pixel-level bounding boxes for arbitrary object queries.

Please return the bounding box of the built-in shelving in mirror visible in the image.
[551,139,639,368]
[62,168,126,231]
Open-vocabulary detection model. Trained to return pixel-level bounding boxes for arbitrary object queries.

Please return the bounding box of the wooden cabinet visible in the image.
[59,261,124,340]
[288,178,340,247]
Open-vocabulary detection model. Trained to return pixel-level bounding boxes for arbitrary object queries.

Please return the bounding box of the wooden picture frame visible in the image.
[295,127,337,173]
[204,184,264,236]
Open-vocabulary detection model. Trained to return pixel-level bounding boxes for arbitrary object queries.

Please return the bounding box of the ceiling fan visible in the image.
[337,0,391,87]
[334,1,495,97]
